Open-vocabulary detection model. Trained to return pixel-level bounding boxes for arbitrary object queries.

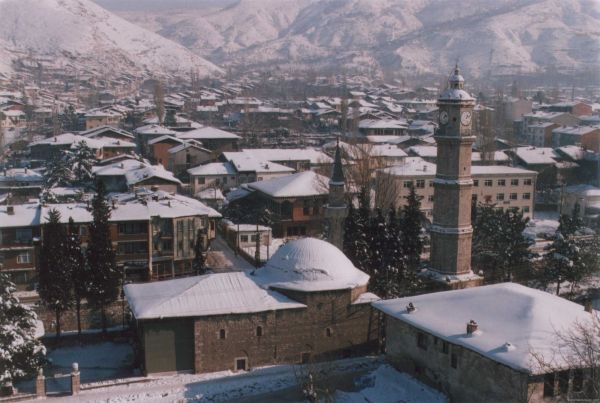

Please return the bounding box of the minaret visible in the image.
[326,138,347,250]
[424,66,482,289]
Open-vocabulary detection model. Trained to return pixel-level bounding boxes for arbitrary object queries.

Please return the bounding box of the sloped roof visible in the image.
[124,271,305,320]
[248,171,328,198]
[373,283,595,374]
[177,126,241,140]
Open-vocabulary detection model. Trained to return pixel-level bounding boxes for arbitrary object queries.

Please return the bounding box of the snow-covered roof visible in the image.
[471,165,536,176]
[438,88,474,102]
[241,148,333,165]
[177,126,241,140]
[557,145,589,161]
[188,162,236,176]
[124,271,306,320]
[0,168,43,183]
[514,147,559,165]
[0,204,41,228]
[471,151,510,162]
[359,119,408,130]
[222,152,295,174]
[124,164,182,186]
[248,171,328,198]
[373,283,595,374]
[382,157,535,177]
[254,238,370,292]
[134,124,178,136]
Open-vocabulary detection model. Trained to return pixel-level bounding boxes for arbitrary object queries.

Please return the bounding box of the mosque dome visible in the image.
[254,238,369,292]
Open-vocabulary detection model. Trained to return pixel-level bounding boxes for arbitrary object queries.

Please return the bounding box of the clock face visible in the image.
[439,111,449,125]
[461,111,472,126]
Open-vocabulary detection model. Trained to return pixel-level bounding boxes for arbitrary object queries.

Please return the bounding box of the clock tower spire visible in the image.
[422,66,483,289]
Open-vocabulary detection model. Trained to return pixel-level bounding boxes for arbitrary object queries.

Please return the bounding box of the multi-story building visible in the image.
[525,122,560,147]
[0,191,220,288]
[376,157,537,219]
[552,126,600,152]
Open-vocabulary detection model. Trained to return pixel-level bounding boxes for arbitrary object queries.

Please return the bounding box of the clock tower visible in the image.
[423,66,482,289]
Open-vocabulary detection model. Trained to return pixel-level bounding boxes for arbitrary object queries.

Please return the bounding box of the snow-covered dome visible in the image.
[438,65,474,102]
[254,238,369,292]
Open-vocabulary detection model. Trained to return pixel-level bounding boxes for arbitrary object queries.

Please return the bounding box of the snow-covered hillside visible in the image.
[116,0,600,77]
[0,0,223,78]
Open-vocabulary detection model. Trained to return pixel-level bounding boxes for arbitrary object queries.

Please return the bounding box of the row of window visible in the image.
[218,326,333,340]
[422,193,532,203]
[403,178,533,189]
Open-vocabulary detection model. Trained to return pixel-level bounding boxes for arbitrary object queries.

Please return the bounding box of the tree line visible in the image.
[342,185,425,299]
[37,181,121,336]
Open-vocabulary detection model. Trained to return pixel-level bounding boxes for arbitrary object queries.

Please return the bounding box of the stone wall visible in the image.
[384,316,534,402]
[193,288,380,374]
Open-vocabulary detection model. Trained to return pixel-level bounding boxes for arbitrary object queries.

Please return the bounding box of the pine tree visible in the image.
[44,153,72,188]
[71,140,97,185]
[367,208,388,295]
[401,185,423,272]
[343,204,359,263]
[472,204,533,282]
[0,274,46,388]
[66,218,87,336]
[353,186,372,273]
[164,109,177,127]
[558,203,584,237]
[38,209,71,337]
[87,181,121,332]
[192,229,207,275]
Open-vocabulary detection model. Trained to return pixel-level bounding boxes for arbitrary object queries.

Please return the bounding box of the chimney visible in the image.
[406,302,416,313]
[584,299,594,313]
[466,320,478,334]
[6,206,14,215]
[24,167,28,174]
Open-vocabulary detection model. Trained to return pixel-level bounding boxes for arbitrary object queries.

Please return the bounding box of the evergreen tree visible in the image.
[192,229,207,275]
[71,140,97,185]
[472,204,533,282]
[558,203,584,237]
[367,208,388,295]
[87,181,121,332]
[401,185,423,271]
[164,109,177,127]
[44,153,72,188]
[353,186,371,273]
[38,209,71,337]
[66,218,87,336]
[62,104,80,131]
[342,204,359,264]
[0,274,46,388]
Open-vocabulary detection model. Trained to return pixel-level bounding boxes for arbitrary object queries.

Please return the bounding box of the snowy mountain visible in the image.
[0,0,223,78]
[114,0,600,78]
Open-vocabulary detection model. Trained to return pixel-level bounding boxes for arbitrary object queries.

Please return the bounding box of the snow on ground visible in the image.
[334,364,447,403]
[207,235,255,271]
[53,356,444,403]
[524,210,559,241]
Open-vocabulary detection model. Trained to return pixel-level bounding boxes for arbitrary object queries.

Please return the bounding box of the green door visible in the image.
[143,320,194,373]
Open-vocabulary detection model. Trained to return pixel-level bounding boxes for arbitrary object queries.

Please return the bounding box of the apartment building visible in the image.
[376,157,537,218]
[0,191,220,289]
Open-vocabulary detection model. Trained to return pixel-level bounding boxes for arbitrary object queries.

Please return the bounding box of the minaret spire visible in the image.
[325,137,347,250]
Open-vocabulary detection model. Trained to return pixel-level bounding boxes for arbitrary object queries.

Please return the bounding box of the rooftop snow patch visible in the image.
[124,271,305,320]
[254,238,370,292]
[248,171,328,198]
[373,283,595,374]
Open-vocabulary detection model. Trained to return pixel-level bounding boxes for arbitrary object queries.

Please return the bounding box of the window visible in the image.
[558,370,569,395]
[511,179,519,186]
[223,177,228,184]
[442,341,449,354]
[497,179,506,186]
[416,179,425,189]
[403,180,413,188]
[15,228,32,243]
[17,252,31,264]
[250,235,258,243]
[496,193,504,201]
[301,352,311,364]
[303,200,311,215]
[428,195,434,202]
[197,177,205,185]
[484,180,493,187]
[417,332,427,350]
[451,353,458,369]
[240,235,248,243]
[523,193,531,200]
[117,241,148,255]
[118,222,148,234]
[326,327,333,337]
[524,178,532,186]
[219,329,226,339]
[161,240,172,251]
[523,206,530,213]
[473,179,479,187]
[428,180,434,187]
[510,193,518,200]
[79,225,87,236]
[256,326,263,337]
